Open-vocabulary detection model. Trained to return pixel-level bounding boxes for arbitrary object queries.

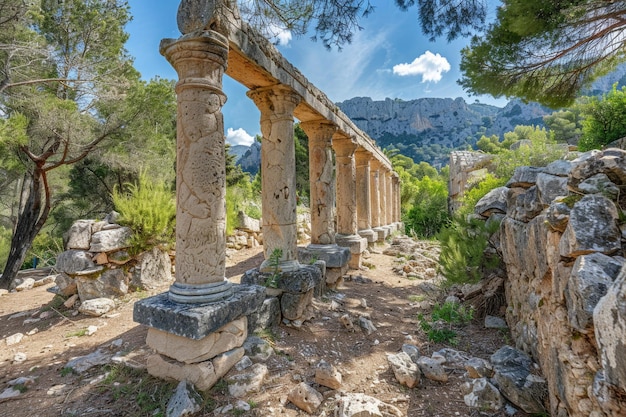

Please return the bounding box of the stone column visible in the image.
[247,85,301,272]
[379,168,388,227]
[298,120,350,289]
[355,149,375,244]
[385,171,395,232]
[370,160,385,242]
[392,174,402,227]
[299,120,337,245]
[160,31,233,304]
[333,135,367,269]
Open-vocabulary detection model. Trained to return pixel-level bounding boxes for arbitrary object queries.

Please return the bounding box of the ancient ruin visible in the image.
[133,0,401,390]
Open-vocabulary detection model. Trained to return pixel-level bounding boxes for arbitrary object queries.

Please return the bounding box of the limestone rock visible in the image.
[593,266,626,389]
[463,377,504,412]
[334,392,404,417]
[465,357,494,379]
[226,363,268,398]
[287,382,323,413]
[63,294,79,308]
[165,380,202,417]
[387,351,420,388]
[434,348,470,369]
[416,356,448,382]
[536,172,568,205]
[315,359,342,389]
[131,247,173,290]
[15,278,35,291]
[578,173,619,199]
[89,226,131,253]
[507,186,544,222]
[490,346,547,414]
[545,200,571,232]
[54,273,78,296]
[78,297,115,316]
[401,344,420,364]
[559,194,621,258]
[506,166,544,188]
[0,387,22,400]
[237,210,260,232]
[33,275,56,287]
[484,315,508,329]
[242,336,273,362]
[147,317,247,364]
[65,349,113,373]
[56,250,95,274]
[358,316,377,335]
[569,148,626,189]
[474,186,508,217]
[77,268,128,301]
[5,333,24,346]
[281,289,313,321]
[247,296,281,333]
[566,253,623,332]
[65,220,94,250]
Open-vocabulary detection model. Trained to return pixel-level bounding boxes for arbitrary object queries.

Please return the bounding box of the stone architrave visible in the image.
[247,85,301,272]
[299,120,337,245]
[333,134,367,268]
[355,149,375,243]
[160,29,233,303]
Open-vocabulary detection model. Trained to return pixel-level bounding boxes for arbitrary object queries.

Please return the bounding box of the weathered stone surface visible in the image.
[507,186,544,222]
[247,296,281,333]
[315,359,342,389]
[465,357,494,379]
[236,210,260,232]
[474,186,508,217]
[566,253,623,332]
[165,380,202,417]
[506,166,544,188]
[15,278,35,291]
[298,244,351,268]
[242,336,273,362]
[65,349,113,373]
[463,378,504,412]
[77,268,128,301]
[594,266,626,390]
[78,298,116,316]
[226,363,268,398]
[133,284,265,340]
[536,172,568,205]
[147,317,247,364]
[401,344,420,364]
[545,199,571,232]
[358,316,377,335]
[56,250,95,274]
[569,148,626,189]
[578,173,619,199]
[484,315,508,329]
[334,393,403,417]
[5,333,24,346]
[89,226,131,253]
[54,273,78,296]
[281,289,314,321]
[288,382,323,413]
[491,346,547,414]
[387,351,420,388]
[131,247,173,290]
[416,356,448,382]
[544,159,572,177]
[559,194,621,258]
[65,220,94,250]
[434,348,470,369]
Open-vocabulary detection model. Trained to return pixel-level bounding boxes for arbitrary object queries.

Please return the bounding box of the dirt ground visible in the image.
[0,240,521,417]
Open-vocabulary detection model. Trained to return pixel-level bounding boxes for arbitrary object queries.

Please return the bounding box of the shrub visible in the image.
[112,173,175,254]
[404,175,450,238]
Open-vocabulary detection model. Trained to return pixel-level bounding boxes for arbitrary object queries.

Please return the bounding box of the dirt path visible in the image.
[0,240,515,417]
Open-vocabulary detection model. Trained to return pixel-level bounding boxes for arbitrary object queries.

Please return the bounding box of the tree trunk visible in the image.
[0,171,48,290]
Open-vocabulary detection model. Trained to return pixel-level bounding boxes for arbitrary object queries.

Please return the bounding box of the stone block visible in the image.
[298,244,351,268]
[358,229,377,243]
[56,250,95,274]
[131,247,173,290]
[373,227,387,242]
[147,347,244,391]
[475,186,508,217]
[146,317,247,364]
[89,226,131,253]
[133,284,265,340]
[536,173,568,206]
[77,268,128,301]
[326,266,347,287]
[247,297,281,333]
[65,220,94,250]
[281,289,313,321]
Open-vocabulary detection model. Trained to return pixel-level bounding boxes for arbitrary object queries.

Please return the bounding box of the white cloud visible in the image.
[392,51,451,82]
[267,23,292,46]
[226,127,255,146]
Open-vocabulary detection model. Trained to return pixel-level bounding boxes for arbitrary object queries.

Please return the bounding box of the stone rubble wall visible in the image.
[448,151,495,214]
[473,149,626,417]
[227,210,311,251]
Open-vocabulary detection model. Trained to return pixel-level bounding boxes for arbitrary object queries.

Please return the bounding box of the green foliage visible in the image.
[404,175,450,238]
[225,183,260,236]
[543,109,583,144]
[418,302,474,345]
[22,232,63,269]
[294,124,310,201]
[438,216,501,286]
[579,85,626,151]
[0,226,12,269]
[112,173,175,254]
[264,248,283,288]
[432,301,474,324]
[457,173,507,218]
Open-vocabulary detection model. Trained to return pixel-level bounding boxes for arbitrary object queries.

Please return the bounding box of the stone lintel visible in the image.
[335,234,368,255]
[133,284,265,340]
[298,244,351,268]
[358,229,377,243]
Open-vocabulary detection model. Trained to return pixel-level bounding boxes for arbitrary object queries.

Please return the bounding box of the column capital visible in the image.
[247,84,301,119]
[332,134,358,157]
[299,120,337,143]
[354,148,372,166]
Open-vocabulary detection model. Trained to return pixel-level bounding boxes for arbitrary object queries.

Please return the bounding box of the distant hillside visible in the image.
[228,145,250,161]
[337,97,550,167]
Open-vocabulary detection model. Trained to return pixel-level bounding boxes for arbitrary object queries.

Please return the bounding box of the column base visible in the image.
[373,227,388,242]
[133,284,265,340]
[298,244,351,290]
[358,229,377,243]
[335,234,368,269]
[168,279,233,304]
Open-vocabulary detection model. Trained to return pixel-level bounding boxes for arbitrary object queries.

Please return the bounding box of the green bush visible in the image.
[112,173,175,254]
[404,175,450,238]
[437,216,501,286]
[225,183,261,236]
[23,232,63,268]
[418,301,474,345]
[0,226,12,269]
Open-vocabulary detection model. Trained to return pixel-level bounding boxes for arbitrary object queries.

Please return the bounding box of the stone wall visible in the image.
[448,151,494,214]
[474,149,626,416]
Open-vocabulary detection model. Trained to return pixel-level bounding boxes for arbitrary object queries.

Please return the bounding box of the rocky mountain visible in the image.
[336,97,551,167]
[236,141,261,176]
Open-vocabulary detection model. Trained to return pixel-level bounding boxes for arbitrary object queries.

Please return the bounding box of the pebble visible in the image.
[0,387,21,400]
[26,328,39,336]
[6,332,24,346]
[47,385,67,396]
[86,325,98,336]
[13,352,27,363]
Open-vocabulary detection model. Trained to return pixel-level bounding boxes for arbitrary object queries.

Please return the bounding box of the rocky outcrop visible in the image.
[476,149,626,416]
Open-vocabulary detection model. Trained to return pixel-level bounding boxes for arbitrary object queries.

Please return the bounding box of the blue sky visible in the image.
[125,1,506,146]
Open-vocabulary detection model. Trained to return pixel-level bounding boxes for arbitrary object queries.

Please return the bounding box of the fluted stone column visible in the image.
[299,120,337,245]
[333,135,367,269]
[247,85,301,272]
[160,31,233,304]
[355,149,375,243]
[392,174,402,229]
[385,171,395,232]
[379,168,389,234]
